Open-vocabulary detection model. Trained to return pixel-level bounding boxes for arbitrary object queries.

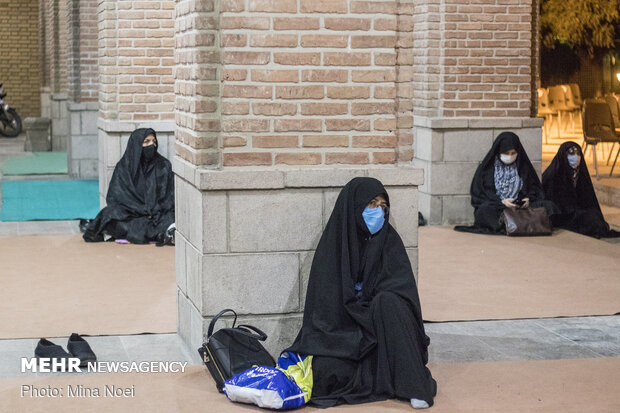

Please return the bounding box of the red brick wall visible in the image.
[40,0,69,94]
[218,0,414,167]
[414,0,533,118]
[99,0,175,122]
[67,0,98,102]
[174,0,221,167]
[0,0,41,118]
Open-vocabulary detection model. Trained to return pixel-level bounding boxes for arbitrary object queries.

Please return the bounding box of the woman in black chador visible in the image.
[455,131,555,234]
[542,141,620,238]
[83,128,175,244]
[286,177,436,409]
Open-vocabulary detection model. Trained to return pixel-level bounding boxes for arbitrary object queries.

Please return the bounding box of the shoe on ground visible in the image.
[67,333,97,367]
[34,338,73,370]
[155,226,175,247]
[78,219,91,234]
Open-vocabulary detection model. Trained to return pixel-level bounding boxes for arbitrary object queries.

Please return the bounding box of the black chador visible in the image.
[455,131,555,234]
[542,141,620,238]
[286,177,436,408]
[83,128,174,244]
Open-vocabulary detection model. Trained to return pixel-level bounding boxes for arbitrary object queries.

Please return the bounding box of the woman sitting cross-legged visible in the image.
[83,128,175,245]
[455,131,556,234]
[285,177,436,409]
[542,141,619,238]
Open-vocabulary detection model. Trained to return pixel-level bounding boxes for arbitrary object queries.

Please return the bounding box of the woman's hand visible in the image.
[521,198,530,209]
[502,198,517,208]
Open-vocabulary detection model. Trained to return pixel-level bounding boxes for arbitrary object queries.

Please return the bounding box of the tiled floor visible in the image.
[0,220,81,237]
[2,315,619,379]
[0,334,203,378]
[426,315,620,363]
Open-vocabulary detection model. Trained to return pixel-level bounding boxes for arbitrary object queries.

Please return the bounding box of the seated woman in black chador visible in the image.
[83,128,175,244]
[286,177,436,409]
[455,131,555,234]
[542,141,620,238]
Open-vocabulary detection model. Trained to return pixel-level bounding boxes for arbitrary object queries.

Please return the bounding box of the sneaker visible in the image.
[67,333,97,367]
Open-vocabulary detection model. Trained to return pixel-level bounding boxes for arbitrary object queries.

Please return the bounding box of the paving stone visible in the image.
[121,334,194,363]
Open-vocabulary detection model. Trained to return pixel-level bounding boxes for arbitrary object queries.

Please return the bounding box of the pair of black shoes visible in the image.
[34,333,97,369]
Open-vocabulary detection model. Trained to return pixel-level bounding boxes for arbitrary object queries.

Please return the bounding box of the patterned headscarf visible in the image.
[494,157,522,200]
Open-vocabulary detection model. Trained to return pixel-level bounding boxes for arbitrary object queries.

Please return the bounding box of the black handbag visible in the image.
[502,207,552,236]
[198,309,275,392]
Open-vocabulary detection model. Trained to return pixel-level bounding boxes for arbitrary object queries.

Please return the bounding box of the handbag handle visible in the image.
[207,308,237,338]
[236,324,268,342]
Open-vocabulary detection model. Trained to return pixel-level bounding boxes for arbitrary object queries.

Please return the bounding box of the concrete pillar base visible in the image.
[51,93,69,152]
[68,102,98,179]
[173,160,423,357]
[23,118,51,152]
[413,117,544,225]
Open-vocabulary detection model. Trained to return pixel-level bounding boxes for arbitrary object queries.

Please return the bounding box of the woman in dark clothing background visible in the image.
[286,177,436,409]
[455,131,555,234]
[83,128,175,245]
[542,141,619,238]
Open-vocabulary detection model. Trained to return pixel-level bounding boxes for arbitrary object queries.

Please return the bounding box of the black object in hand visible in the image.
[513,199,525,207]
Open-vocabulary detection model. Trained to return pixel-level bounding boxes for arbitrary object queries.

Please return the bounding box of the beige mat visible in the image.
[418,226,620,322]
[2,358,619,412]
[0,235,176,339]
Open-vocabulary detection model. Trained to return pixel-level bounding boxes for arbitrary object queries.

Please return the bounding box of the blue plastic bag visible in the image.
[277,352,313,403]
[223,365,307,410]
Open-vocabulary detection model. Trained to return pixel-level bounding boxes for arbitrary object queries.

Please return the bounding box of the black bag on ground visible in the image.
[198,309,275,392]
[502,207,552,236]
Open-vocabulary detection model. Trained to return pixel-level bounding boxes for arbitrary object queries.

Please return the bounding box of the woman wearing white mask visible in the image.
[542,142,619,238]
[455,132,555,234]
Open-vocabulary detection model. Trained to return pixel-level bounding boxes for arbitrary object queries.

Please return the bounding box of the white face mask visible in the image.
[567,154,581,169]
[500,153,517,165]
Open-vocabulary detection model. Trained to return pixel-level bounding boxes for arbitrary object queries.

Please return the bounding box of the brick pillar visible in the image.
[97,0,176,205]
[412,0,544,225]
[65,0,99,178]
[0,0,41,119]
[174,0,423,357]
[38,0,71,152]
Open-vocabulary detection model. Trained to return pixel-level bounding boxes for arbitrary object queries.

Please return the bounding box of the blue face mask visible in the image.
[362,207,385,235]
[567,154,581,169]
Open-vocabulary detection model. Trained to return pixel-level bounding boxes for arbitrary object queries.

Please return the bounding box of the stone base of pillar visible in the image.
[40,87,51,119]
[97,119,175,206]
[23,118,51,152]
[413,117,544,225]
[68,102,98,179]
[173,160,423,357]
[51,93,69,152]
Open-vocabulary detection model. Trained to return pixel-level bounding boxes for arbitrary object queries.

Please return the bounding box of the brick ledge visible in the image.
[173,156,423,190]
[414,116,544,129]
[97,118,176,133]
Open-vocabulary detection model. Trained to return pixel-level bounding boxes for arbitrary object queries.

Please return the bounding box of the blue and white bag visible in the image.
[223,365,307,410]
